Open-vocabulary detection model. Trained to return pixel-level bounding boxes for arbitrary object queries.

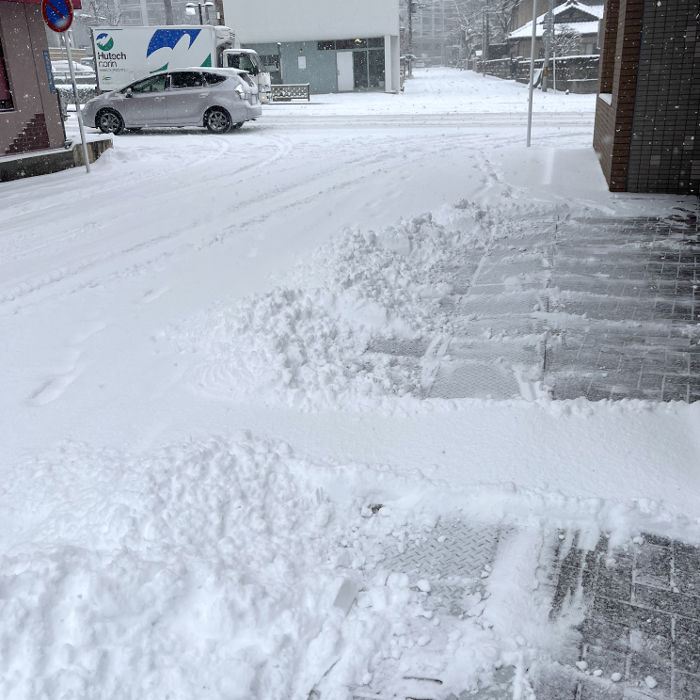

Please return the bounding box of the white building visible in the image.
[221,0,401,93]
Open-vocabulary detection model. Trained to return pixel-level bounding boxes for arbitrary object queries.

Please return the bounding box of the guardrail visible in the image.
[270,83,310,102]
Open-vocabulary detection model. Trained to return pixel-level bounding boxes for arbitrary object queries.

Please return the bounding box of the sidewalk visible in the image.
[541,532,700,700]
[407,200,699,403]
[546,206,700,402]
[350,198,700,700]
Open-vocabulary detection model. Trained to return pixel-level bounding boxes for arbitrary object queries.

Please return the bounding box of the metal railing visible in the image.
[270,83,311,102]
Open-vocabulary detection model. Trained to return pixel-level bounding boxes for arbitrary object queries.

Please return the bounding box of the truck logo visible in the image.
[95,32,114,51]
[146,29,201,57]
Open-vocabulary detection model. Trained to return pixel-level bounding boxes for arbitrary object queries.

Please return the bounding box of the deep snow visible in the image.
[1,69,699,699]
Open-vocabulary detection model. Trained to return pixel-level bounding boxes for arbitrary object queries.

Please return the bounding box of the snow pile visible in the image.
[0,436,347,699]
[0,433,571,700]
[182,200,556,408]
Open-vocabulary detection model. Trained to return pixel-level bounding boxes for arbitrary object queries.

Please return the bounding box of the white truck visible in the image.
[90,25,271,101]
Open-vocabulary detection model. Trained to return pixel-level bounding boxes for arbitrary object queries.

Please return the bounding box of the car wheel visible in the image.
[205,107,232,134]
[96,108,124,135]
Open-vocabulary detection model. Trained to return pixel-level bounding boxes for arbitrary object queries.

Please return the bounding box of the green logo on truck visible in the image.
[95,33,114,51]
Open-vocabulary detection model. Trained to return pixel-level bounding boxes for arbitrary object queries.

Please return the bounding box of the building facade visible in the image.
[221,0,401,94]
[0,0,72,155]
[508,0,604,58]
[593,0,699,193]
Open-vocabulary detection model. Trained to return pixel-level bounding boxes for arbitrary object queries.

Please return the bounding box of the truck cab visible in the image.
[222,49,271,103]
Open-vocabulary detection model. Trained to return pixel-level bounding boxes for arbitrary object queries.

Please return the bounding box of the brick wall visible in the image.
[0,3,65,155]
[5,113,50,154]
[593,97,615,184]
[594,0,699,193]
[592,0,643,191]
[628,0,700,194]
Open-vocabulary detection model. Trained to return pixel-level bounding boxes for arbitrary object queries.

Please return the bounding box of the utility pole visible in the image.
[481,8,489,73]
[526,0,537,146]
[541,0,554,91]
[408,0,413,77]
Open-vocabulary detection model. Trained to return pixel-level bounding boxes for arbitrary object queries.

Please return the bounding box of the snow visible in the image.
[1,68,699,699]
[509,1,604,39]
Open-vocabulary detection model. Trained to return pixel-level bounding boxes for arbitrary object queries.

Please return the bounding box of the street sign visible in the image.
[41,0,90,175]
[42,0,74,33]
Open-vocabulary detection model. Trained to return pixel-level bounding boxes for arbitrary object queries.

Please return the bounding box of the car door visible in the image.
[120,74,170,126]
[166,71,209,126]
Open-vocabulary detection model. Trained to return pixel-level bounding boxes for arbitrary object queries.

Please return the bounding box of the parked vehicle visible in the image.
[90,25,271,102]
[51,60,97,84]
[81,67,262,135]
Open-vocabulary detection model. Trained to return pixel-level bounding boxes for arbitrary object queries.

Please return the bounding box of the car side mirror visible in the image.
[125,88,133,98]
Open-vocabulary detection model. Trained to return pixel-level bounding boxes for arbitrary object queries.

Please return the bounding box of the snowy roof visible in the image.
[509,1,604,40]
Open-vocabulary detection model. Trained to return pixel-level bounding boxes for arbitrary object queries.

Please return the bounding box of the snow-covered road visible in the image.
[1,69,699,699]
[0,71,600,457]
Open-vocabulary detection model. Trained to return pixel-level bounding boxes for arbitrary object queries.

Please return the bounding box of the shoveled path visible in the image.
[546,205,699,402]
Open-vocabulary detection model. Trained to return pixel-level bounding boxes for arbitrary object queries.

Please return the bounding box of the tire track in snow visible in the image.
[0,129,490,312]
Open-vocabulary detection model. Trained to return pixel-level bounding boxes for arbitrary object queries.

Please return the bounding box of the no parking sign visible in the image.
[42,0,74,33]
[42,0,90,173]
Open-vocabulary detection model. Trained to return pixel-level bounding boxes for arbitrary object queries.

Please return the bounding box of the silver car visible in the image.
[82,67,262,135]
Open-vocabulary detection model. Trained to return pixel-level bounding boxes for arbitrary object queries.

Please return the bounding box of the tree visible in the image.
[551,25,581,57]
[81,0,124,25]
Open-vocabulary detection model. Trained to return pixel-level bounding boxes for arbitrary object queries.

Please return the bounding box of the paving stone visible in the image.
[673,571,700,600]
[642,534,673,548]
[578,678,626,699]
[581,618,631,654]
[597,565,633,601]
[628,653,672,695]
[547,530,700,700]
[633,585,700,622]
[531,664,579,700]
[673,618,700,675]
[545,209,700,403]
[582,645,629,679]
[635,544,673,588]
[592,597,673,641]
[629,627,672,658]
[673,669,700,700]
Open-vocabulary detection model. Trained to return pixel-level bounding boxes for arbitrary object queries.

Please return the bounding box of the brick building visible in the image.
[0,0,80,155]
[593,0,700,193]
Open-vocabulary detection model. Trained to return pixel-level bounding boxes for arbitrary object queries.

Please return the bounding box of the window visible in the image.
[259,54,280,72]
[368,37,385,49]
[317,41,335,51]
[170,72,206,89]
[0,37,12,111]
[204,73,227,85]
[225,53,259,73]
[127,75,167,93]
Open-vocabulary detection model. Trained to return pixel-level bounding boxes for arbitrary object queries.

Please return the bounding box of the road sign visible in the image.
[42,0,74,33]
[41,0,90,175]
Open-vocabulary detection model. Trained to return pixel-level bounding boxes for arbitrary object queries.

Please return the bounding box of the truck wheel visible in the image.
[96,108,124,135]
[205,107,232,134]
